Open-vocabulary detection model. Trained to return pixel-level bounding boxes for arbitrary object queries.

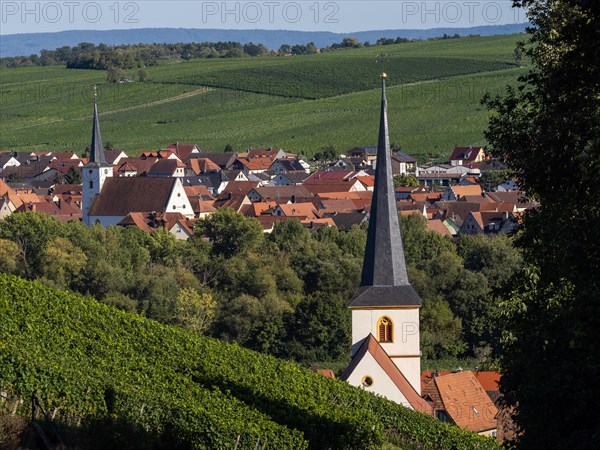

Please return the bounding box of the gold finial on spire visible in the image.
[93,85,97,98]
[376,53,389,81]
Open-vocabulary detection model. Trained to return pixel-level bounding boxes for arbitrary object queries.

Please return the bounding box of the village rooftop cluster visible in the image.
[0,142,530,241]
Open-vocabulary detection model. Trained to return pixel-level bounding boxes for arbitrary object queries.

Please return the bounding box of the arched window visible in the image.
[377,316,393,343]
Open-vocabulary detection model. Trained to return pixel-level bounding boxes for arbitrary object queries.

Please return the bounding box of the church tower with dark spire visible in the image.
[82,88,113,226]
[343,73,424,397]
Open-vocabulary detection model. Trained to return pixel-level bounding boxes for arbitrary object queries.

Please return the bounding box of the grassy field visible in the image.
[0,34,525,159]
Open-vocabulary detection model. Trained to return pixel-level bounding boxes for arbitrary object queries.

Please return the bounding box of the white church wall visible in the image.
[351,307,421,393]
[345,351,413,409]
[351,308,420,357]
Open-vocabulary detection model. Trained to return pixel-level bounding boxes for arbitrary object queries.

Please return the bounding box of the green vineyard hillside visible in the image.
[0,34,525,157]
[0,274,500,449]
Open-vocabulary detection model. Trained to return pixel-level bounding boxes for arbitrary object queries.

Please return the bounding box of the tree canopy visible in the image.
[484,1,600,447]
[0,210,521,373]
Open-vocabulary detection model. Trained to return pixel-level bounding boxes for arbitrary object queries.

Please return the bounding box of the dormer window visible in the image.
[377,316,393,343]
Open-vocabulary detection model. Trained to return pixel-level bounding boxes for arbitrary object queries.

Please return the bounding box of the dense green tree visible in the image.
[421,296,466,359]
[197,208,264,258]
[457,234,522,289]
[175,287,216,334]
[106,66,125,83]
[40,237,87,289]
[478,169,513,192]
[102,291,138,312]
[0,212,64,277]
[243,42,268,57]
[399,214,454,267]
[138,69,148,82]
[65,166,82,184]
[484,1,600,447]
[284,292,351,363]
[0,239,19,274]
[341,37,362,48]
[393,174,419,187]
[269,219,311,253]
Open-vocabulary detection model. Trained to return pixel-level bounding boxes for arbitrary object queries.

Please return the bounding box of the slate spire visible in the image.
[350,73,422,307]
[88,86,108,166]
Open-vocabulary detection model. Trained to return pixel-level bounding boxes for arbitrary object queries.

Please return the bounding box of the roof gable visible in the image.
[450,146,485,162]
[341,335,433,415]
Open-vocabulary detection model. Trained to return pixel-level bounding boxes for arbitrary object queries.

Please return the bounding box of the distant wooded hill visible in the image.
[0,24,527,58]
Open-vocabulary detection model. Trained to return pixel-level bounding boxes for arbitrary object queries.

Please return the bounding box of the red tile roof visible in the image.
[236,157,273,171]
[473,372,501,392]
[450,146,485,162]
[427,219,452,237]
[147,159,185,176]
[434,371,498,433]
[452,184,483,197]
[184,185,214,200]
[304,183,360,194]
[276,202,320,220]
[222,181,261,196]
[243,147,284,160]
[88,178,177,217]
[15,199,81,223]
[250,185,314,201]
[164,143,199,160]
[304,170,362,184]
[187,158,221,175]
[356,175,375,187]
[315,191,372,200]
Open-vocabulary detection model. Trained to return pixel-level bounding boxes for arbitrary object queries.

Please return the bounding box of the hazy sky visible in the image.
[1,1,527,35]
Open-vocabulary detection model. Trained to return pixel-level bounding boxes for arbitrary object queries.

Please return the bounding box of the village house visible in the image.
[183,172,229,196]
[347,146,378,164]
[391,151,418,175]
[0,153,20,174]
[450,146,487,166]
[102,149,128,166]
[269,157,310,174]
[268,172,311,186]
[163,143,201,161]
[232,156,273,175]
[147,159,186,178]
[441,184,484,201]
[395,186,427,200]
[196,152,237,171]
[496,179,519,192]
[185,158,222,177]
[246,185,314,203]
[328,211,369,229]
[272,202,320,220]
[421,371,498,437]
[330,156,370,171]
[459,210,517,235]
[15,198,81,223]
[117,211,195,240]
[238,147,288,161]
